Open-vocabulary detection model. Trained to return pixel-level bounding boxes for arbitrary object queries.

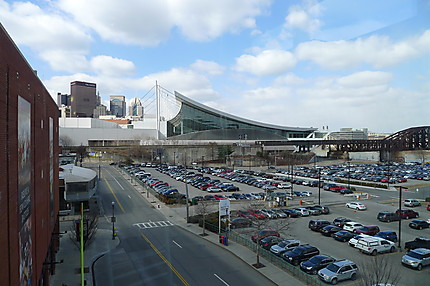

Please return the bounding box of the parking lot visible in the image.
[125,163,430,285]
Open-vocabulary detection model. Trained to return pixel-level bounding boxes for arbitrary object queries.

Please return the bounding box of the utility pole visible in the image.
[397,186,407,249]
[111,202,116,240]
[185,182,190,223]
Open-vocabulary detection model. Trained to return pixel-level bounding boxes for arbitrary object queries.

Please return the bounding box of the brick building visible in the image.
[0,24,60,285]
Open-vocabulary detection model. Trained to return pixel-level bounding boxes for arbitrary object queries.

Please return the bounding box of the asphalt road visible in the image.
[93,164,276,286]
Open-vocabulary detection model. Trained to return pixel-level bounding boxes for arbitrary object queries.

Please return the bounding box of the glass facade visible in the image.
[167,96,314,139]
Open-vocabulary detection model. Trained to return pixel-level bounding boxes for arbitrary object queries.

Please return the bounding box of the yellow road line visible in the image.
[140,233,190,286]
[103,177,126,213]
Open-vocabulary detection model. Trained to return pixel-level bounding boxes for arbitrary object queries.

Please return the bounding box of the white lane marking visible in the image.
[133,221,174,229]
[128,195,131,199]
[214,274,229,286]
[105,169,125,190]
[173,240,182,249]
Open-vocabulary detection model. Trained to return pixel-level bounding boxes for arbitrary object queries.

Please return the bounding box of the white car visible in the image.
[278,183,292,189]
[296,208,310,217]
[301,191,312,196]
[404,199,421,207]
[346,202,367,210]
[343,222,363,232]
[349,234,372,247]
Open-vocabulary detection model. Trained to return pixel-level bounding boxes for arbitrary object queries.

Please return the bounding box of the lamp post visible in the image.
[347,160,351,190]
[397,186,407,249]
[318,168,321,205]
[173,151,176,166]
[111,202,116,240]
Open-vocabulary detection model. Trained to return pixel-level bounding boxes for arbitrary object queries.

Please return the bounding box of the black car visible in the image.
[377,211,400,222]
[333,217,352,227]
[282,245,320,266]
[409,220,430,230]
[339,188,353,194]
[229,217,252,229]
[332,230,355,242]
[320,225,343,237]
[308,220,331,232]
[300,255,336,275]
[282,209,301,218]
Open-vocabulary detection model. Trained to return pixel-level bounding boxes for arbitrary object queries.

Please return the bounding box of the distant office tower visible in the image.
[93,104,108,118]
[70,81,97,117]
[110,95,126,118]
[129,97,144,118]
[57,92,70,107]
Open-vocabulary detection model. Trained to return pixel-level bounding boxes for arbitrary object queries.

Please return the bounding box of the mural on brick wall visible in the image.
[18,96,32,286]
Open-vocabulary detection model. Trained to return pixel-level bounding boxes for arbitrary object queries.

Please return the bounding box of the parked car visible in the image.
[282,245,320,266]
[320,225,343,237]
[427,204,430,211]
[259,236,284,250]
[296,208,311,217]
[333,217,352,227]
[248,209,266,219]
[343,222,364,232]
[404,198,421,207]
[308,220,331,232]
[346,202,367,210]
[237,210,253,219]
[377,211,400,223]
[409,220,430,230]
[229,217,252,229]
[355,225,380,236]
[333,231,356,242]
[318,259,358,284]
[251,229,280,243]
[396,208,419,219]
[374,231,398,243]
[401,248,430,271]
[405,237,430,251]
[282,209,301,218]
[312,205,330,214]
[270,239,301,256]
[355,237,396,255]
[340,188,353,194]
[300,255,336,275]
[348,234,372,247]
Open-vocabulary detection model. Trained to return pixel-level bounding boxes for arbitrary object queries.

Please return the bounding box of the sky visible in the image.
[1,0,429,133]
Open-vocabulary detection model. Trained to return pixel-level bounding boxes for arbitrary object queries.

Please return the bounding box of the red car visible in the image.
[427,204,430,211]
[251,229,280,242]
[213,194,226,200]
[354,225,380,235]
[248,209,267,219]
[329,186,343,192]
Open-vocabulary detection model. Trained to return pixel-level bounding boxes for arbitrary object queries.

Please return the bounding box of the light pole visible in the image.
[185,182,190,223]
[397,186,408,249]
[111,202,116,240]
[173,151,176,166]
[318,168,321,205]
[347,160,351,190]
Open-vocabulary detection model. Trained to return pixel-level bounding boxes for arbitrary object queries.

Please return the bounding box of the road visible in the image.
[92,164,276,286]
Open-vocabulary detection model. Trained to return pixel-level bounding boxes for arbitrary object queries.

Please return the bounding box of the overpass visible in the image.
[256,126,430,158]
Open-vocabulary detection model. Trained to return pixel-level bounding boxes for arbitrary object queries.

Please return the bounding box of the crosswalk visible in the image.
[133,221,174,229]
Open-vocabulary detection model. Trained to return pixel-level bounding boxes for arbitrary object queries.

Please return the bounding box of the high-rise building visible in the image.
[110,95,126,118]
[128,97,144,118]
[93,104,108,118]
[57,92,70,107]
[70,81,97,117]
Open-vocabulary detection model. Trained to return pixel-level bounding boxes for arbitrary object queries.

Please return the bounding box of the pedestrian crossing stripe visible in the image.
[133,221,174,229]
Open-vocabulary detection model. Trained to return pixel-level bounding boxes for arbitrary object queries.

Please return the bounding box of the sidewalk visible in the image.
[51,172,306,286]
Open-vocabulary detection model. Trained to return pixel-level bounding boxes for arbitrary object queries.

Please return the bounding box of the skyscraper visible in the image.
[110,95,126,118]
[128,97,144,118]
[70,81,97,117]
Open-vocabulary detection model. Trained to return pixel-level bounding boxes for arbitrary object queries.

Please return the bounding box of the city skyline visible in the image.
[1,0,429,132]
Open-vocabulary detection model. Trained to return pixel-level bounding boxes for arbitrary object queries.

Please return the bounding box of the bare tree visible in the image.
[59,135,73,147]
[241,203,290,268]
[359,255,402,286]
[195,200,214,236]
[69,209,99,249]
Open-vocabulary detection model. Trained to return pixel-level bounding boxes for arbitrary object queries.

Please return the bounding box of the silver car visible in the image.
[270,239,300,256]
[401,248,430,271]
[318,260,358,284]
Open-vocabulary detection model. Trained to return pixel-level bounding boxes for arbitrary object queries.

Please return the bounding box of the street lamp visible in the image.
[111,202,116,240]
[318,168,321,205]
[397,186,408,249]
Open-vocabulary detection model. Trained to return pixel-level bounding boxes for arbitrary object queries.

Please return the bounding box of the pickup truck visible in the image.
[405,237,430,251]
[356,237,396,255]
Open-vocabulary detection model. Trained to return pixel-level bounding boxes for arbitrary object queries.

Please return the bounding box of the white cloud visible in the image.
[0,0,91,71]
[58,0,270,45]
[190,60,225,75]
[296,30,430,69]
[283,0,322,34]
[337,71,392,88]
[234,49,297,76]
[90,56,136,76]
[274,73,306,86]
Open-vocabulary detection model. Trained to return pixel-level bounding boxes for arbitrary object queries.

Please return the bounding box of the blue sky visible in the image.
[1,0,429,133]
